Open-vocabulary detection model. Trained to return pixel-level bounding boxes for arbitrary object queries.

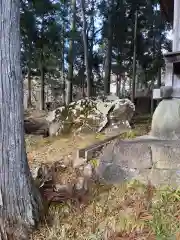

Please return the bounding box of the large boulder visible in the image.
[46,96,135,136]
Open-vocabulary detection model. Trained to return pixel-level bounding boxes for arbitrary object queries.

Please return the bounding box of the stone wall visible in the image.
[97,136,180,188]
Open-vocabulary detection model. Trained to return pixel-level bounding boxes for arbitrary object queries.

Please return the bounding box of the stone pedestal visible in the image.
[150,98,180,170]
[151,99,180,138]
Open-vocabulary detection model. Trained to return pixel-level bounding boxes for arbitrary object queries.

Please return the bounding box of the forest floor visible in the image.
[27,114,180,240]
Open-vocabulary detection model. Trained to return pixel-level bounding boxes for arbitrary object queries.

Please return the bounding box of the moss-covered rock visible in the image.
[46,96,135,136]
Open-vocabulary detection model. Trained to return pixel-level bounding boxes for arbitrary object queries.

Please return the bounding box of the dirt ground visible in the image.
[26,133,107,166]
[26,115,150,166]
[27,114,180,240]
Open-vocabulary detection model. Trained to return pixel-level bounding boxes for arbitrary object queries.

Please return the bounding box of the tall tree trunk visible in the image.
[62,29,66,105]
[62,0,66,105]
[119,76,122,98]
[157,29,162,88]
[40,52,45,110]
[116,75,119,97]
[80,0,92,97]
[39,16,45,110]
[116,75,121,98]
[103,0,114,95]
[151,11,156,116]
[81,73,85,97]
[122,78,126,97]
[0,1,43,239]
[27,59,32,108]
[131,9,138,103]
[157,67,161,88]
[66,0,76,104]
[89,0,95,96]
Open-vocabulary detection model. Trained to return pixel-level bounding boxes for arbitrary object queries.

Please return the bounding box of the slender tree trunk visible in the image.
[0,1,43,239]
[80,0,92,97]
[27,62,32,108]
[118,75,122,98]
[156,43,162,106]
[151,12,156,116]
[62,31,66,105]
[157,67,161,87]
[151,82,154,115]
[131,9,138,103]
[116,75,119,97]
[89,0,95,96]
[39,16,45,110]
[40,52,45,110]
[157,38,162,88]
[154,3,162,106]
[122,78,126,97]
[104,0,114,95]
[66,0,76,104]
[81,73,85,97]
[62,0,66,105]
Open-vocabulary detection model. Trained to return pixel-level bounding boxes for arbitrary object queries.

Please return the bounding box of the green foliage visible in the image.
[20,0,172,97]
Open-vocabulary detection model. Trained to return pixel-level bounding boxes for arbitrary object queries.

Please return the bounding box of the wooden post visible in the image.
[172,0,180,51]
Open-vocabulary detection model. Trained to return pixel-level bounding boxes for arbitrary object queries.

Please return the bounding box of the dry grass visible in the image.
[30,180,180,240]
[26,133,108,172]
[27,116,180,239]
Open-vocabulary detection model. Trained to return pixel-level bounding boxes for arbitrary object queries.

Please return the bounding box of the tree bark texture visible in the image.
[27,63,32,108]
[0,1,43,239]
[80,0,92,97]
[131,9,138,103]
[89,0,95,96]
[103,0,114,95]
[66,0,76,104]
[40,56,45,110]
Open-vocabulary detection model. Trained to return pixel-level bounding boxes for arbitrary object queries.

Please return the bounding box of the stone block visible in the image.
[135,168,180,188]
[97,140,153,184]
[111,140,153,169]
[151,145,180,169]
[96,164,139,185]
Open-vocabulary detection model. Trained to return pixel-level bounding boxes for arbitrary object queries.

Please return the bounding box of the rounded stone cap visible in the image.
[160,86,173,99]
